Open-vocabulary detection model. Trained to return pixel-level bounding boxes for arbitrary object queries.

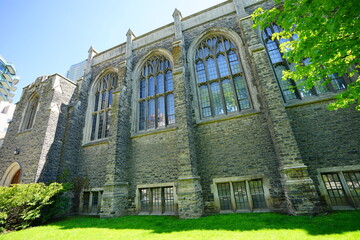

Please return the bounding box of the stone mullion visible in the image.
[236,10,319,214]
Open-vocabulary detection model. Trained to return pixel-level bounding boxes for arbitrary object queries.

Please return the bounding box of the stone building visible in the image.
[0,0,359,218]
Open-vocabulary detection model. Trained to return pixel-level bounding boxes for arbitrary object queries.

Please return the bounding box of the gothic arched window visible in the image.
[21,95,39,131]
[194,35,251,118]
[138,55,175,131]
[90,72,117,141]
[263,24,348,101]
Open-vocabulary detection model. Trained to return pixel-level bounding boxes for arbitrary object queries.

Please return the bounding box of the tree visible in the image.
[252,0,360,110]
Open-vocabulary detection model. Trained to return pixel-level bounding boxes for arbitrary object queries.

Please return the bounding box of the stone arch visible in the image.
[0,162,21,186]
[187,27,260,120]
[83,67,119,143]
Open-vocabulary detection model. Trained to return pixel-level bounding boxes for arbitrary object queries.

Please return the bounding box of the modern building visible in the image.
[66,60,87,81]
[0,0,359,219]
[0,101,16,147]
[0,56,19,103]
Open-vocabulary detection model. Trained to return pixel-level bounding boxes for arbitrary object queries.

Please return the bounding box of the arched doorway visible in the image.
[0,162,21,186]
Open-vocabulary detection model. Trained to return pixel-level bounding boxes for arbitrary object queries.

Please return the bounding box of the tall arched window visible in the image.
[90,72,117,141]
[194,35,251,118]
[138,55,175,131]
[21,95,39,131]
[263,24,348,101]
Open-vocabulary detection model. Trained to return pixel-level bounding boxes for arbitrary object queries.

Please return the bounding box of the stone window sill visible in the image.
[131,125,178,138]
[197,110,260,126]
[81,138,109,148]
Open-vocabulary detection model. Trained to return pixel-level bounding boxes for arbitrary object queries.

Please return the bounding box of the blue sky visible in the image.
[1,0,224,103]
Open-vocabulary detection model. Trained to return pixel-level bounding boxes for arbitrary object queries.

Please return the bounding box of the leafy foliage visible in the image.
[0,183,66,232]
[252,0,360,110]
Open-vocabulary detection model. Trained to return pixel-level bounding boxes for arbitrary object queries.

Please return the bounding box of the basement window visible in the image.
[80,189,103,215]
[138,186,175,215]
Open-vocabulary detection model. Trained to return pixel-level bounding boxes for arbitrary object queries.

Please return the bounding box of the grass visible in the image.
[1,211,360,240]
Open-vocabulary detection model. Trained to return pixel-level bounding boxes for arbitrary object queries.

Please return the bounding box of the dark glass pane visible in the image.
[217,183,232,210]
[329,73,346,90]
[94,92,99,111]
[91,114,97,141]
[166,94,175,125]
[217,54,229,77]
[210,82,223,115]
[140,189,149,212]
[199,85,211,118]
[274,64,297,101]
[249,179,266,209]
[233,181,249,210]
[222,79,237,113]
[196,61,206,83]
[91,192,99,213]
[266,40,282,64]
[105,110,110,138]
[206,58,217,80]
[108,89,113,108]
[139,102,146,130]
[140,79,146,98]
[152,188,162,213]
[98,112,104,139]
[157,96,165,127]
[164,187,174,212]
[156,74,164,94]
[148,99,155,129]
[322,173,348,206]
[101,91,107,110]
[83,192,90,213]
[148,76,155,96]
[165,71,173,91]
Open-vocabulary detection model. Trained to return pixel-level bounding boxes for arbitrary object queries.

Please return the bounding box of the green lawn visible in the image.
[1,211,360,240]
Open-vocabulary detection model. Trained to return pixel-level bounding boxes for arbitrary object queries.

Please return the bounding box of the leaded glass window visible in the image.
[216,179,267,212]
[138,56,175,130]
[91,73,117,141]
[263,24,349,101]
[194,35,251,118]
[139,186,175,214]
[321,171,360,208]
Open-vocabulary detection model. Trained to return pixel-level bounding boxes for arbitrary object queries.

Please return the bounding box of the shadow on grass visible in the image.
[50,211,360,236]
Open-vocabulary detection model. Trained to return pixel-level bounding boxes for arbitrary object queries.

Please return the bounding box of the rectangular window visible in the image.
[216,179,267,212]
[81,190,103,215]
[138,186,175,215]
[321,171,360,208]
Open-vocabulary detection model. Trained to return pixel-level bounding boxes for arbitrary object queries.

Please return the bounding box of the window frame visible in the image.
[317,165,360,210]
[79,188,103,215]
[83,69,118,144]
[19,94,39,132]
[135,182,177,215]
[211,176,270,213]
[262,24,352,102]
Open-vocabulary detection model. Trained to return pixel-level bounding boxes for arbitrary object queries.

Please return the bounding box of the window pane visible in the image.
[322,173,348,206]
[140,79,146,98]
[210,82,223,115]
[249,179,266,209]
[101,91,107,110]
[329,74,346,90]
[217,183,232,210]
[152,188,162,213]
[343,171,360,208]
[91,114,97,141]
[206,58,217,80]
[148,99,155,129]
[91,192,99,213]
[222,79,237,113]
[98,112,104,139]
[156,74,164,94]
[148,76,155,96]
[165,71,173,91]
[108,89,113,108]
[157,96,165,127]
[233,76,250,110]
[228,51,241,74]
[166,94,175,125]
[196,61,206,83]
[233,181,249,210]
[164,187,174,212]
[139,101,146,130]
[199,85,211,118]
[266,40,282,64]
[274,65,297,101]
[217,54,229,77]
[83,192,90,213]
[94,92,99,111]
[105,110,110,138]
[140,189,150,212]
